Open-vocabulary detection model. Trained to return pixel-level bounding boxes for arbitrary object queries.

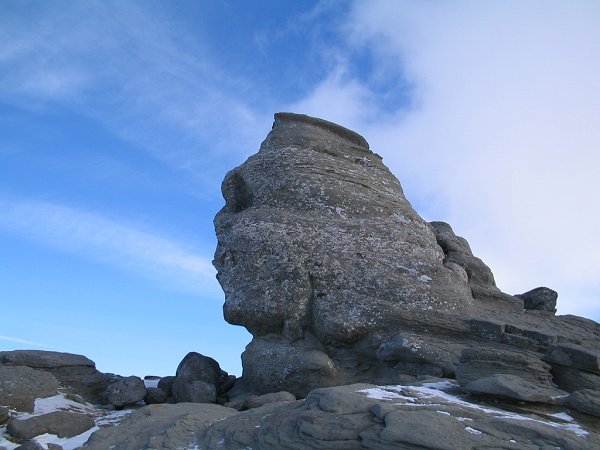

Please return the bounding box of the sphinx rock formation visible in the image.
[214,113,600,410]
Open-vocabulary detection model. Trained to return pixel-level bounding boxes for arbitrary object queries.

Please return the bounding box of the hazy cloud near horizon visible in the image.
[293,1,600,317]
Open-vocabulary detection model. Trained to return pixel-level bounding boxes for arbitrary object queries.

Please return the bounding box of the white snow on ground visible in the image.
[1,394,133,449]
[358,381,589,437]
[16,394,92,419]
[549,411,575,422]
[144,378,161,389]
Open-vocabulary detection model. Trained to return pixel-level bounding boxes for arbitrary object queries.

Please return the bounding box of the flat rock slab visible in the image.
[0,351,94,368]
[7,411,95,440]
[0,366,59,412]
[82,402,238,449]
[197,381,599,449]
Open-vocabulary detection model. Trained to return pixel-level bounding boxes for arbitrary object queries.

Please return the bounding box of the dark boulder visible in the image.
[144,387,168,404]
[171,352,228,403]
[105,376,146,408]
[517,287,558,313]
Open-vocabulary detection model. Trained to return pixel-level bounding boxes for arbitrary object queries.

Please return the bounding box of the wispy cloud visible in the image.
[289,1,600,318]
[0,1,270,187]
[0,335,59,350]
[0,196,218,294]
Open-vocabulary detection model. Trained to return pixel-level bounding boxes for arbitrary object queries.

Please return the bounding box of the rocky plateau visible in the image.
[1,113,599,449]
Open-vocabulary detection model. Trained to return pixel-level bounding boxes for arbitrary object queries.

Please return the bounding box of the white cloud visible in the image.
[0,335,58,350]
[0,1,270,186]
[293,1,600,318]
[0,197,218,294]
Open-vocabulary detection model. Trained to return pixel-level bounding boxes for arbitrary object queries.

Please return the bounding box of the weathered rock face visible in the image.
[0,350,110,403]
[213,113,600,403]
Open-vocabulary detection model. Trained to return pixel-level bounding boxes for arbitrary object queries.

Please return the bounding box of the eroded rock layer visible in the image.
[214,113,600,403]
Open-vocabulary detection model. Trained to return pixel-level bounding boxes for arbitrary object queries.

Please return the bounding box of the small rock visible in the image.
[47,444,63,450]
[7,411,95,440]
[105,376,146,408]
[516,287,558,313]
[0,366,59,412]
[145,387,168,404]
[567,389,600,417]
[242,391,296,410]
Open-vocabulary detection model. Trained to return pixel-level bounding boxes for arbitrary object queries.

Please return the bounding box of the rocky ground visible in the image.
[2,113,599,449]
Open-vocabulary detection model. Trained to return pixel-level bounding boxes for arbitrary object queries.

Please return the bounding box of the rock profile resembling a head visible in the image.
[213,113,600,401]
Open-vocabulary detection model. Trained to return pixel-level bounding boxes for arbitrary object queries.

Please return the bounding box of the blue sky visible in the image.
[1,1,599,377]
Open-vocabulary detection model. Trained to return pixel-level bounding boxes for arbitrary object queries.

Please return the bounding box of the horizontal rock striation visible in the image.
[213,113,600,409]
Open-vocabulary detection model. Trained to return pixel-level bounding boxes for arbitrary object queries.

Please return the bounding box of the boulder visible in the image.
[82,403,238,449]
[0,350,109,403]
[172,379,216,404]
[212,112,600,400]
[144,387,168,404]
[105,376,146,408]
[171,352,227,403]
[0,366,59,412]
[516,287,558,313]
[567,389,600,417]
[157,375,176,395]
[7,411,95,440]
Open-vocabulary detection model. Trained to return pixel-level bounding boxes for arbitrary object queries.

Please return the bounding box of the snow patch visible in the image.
[144,378,160,389]
[358,381,589,437]
[465,426,483,435]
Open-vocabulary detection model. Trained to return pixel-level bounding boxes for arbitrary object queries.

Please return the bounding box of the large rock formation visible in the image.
[214,113,600,408]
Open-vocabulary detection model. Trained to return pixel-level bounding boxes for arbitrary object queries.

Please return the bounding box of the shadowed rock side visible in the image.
[214,113,600,403]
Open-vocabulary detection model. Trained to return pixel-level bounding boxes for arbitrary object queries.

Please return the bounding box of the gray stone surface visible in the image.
[0,366,59,412]
[14,441,45,450]
[0,405,8,424]
[172,379,216,404]
[567,389,600,417]
[171,352,227,403]
[0,350,109,403]
[212,112,600,401]
[517,286,558,312]
[464,374,562,402]
[82,403,238,449]
[105,376,146,408]
[7,411,95,439]
[197,381,599,449]
[144,387,168,404]
[157,376,175,395]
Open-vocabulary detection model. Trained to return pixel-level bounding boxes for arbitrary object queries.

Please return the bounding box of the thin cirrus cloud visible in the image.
[0,335,58,350]
[291,1,600,318]
[0,1,269,184]
[0,197,218,294]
